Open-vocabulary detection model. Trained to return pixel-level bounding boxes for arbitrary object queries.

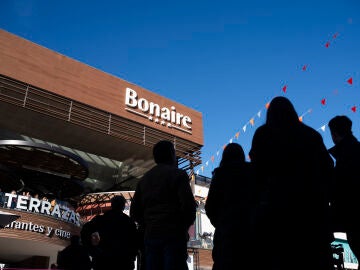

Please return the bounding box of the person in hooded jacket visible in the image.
[130,140,196,270]
[249,96,334,270]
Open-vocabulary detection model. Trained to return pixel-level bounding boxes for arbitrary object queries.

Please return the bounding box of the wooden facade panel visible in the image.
[0,30,203,145]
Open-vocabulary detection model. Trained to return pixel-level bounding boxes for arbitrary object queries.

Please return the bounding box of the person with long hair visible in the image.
[205,143,256,270]
[249,96,334,270]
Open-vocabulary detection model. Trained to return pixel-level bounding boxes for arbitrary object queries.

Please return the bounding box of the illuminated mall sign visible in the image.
[4,193,80,226]
[125,88,193,134]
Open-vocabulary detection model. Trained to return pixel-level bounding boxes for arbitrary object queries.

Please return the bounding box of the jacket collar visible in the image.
[329,134,358,159]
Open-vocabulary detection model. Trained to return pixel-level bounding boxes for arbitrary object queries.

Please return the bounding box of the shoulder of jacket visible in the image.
[299,123,320,136]
[254,124,267,134]
[212,167,223,175]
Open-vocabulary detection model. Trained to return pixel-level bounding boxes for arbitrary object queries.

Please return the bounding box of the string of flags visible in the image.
[195,27,356,177]
[317,76,355,132]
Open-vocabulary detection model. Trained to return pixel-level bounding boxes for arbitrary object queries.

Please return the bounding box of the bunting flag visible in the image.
[196,28,356,177]
[299,109,313,120]
[250,118,255,126]
[317,124,326,132]
[198,104,313,176]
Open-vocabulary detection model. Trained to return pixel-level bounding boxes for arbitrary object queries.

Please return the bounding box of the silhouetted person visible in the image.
[130,140,197,270]
[205,143,256,270]
[80,212,107,269]
[57,235,91,270]
[93,195,138,270]
[249,96,334,270]
[328,115,360,269]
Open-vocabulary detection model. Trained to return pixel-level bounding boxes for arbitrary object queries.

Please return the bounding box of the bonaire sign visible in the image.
[4,193,80,226]
[125,88,193,134]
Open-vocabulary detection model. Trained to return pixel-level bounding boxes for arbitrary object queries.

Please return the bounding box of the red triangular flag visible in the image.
[282,85,287,93]
[321,99,326,105]
[325,41,330,48]
[351,106,357,112]
[302,65,307,71]
[347,77,353,85]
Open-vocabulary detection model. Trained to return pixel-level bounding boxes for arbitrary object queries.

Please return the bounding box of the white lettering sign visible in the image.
[4,193,81,226]
[5,221,71,239]
[125,88,192,134]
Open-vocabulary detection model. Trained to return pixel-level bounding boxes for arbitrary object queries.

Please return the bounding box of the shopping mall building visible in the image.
[0,29,205,269]
[2,28,357,270]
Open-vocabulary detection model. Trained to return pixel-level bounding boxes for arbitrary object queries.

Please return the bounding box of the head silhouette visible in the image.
[111,195,126,211]
[220,143,245,167]
[153,140,176,165]
[266,96,299,128]
[328,115,352,144]
[328,115,352,137]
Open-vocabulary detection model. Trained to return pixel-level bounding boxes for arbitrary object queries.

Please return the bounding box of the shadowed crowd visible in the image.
[54,96,360,270]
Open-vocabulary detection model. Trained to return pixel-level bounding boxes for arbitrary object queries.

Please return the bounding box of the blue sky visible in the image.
[1,0,359,177]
